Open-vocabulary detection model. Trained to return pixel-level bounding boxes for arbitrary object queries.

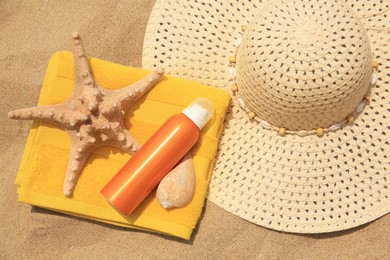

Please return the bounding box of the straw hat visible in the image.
[142,0,390,233]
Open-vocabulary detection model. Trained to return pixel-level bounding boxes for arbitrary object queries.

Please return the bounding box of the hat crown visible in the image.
[236,0,372,131]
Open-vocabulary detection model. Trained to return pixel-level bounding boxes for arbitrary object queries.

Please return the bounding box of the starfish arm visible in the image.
[71,32,96,96]
[63,136,95,196]
[108,70,164,112]
[8,104,90,130]
[9,105,66,125]
[110,129,140,154]
[9,34,164,197]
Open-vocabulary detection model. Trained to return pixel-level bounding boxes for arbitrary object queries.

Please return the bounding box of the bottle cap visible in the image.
[182,98,214,129]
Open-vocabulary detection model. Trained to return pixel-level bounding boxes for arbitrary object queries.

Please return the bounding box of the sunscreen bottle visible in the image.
[101,98,214,216]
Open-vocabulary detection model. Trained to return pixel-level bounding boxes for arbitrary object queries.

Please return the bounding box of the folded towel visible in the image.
[15,51,230,240]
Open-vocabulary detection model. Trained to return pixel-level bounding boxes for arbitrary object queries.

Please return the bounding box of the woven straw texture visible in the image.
[236,1,372,131]
[142,0,390,233]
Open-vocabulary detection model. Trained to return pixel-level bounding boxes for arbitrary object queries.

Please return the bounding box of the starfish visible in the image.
[8,32,164,197]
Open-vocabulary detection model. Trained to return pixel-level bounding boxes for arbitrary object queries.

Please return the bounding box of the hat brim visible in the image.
[142,0,390,233]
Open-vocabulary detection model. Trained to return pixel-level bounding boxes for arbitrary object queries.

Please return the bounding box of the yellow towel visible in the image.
[15,51,230,240]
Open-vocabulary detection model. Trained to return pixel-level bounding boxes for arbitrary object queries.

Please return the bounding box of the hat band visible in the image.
[228,25,378,137]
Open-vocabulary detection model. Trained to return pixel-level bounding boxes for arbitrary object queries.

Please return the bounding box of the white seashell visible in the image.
[297,130,307,137]
[260,120,271,129]
[356,101,365,113]
[235,38,242,47]
[229,67,236,80]
[237,96,246,109]
[371,73,377,85]
[329,124,341,131]
[156,153,196,209]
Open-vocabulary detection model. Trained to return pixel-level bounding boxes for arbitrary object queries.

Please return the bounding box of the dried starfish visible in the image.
[8,33,164,197]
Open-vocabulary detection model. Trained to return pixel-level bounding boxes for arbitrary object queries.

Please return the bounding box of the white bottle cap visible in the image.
[182,98,214,130]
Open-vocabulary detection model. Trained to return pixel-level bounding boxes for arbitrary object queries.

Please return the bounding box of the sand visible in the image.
[1,1,389,259]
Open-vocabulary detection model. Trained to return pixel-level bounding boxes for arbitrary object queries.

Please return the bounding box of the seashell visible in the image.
[156,153,196,209]
[297,130,308,137]
[370,43,374,54]
[235,38,242,47]
[229,67,236,79]
[371,72,377,85]
[356,101,365,113]
[260,120,271,129]
[237,96,246,109]
[329,123,341,131]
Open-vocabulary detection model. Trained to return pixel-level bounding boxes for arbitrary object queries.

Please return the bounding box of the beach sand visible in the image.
[1,1,389,258]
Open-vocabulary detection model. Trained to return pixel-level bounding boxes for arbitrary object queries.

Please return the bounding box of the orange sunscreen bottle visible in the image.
[101,98,214,216]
